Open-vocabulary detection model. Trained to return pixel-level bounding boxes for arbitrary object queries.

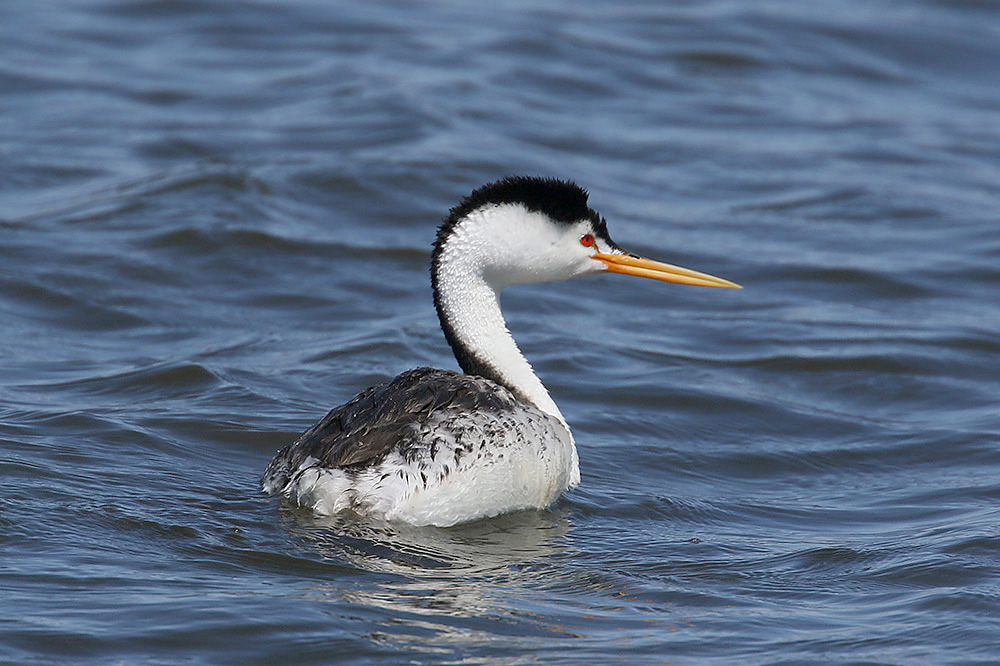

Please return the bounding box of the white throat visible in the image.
[436,270,566,425]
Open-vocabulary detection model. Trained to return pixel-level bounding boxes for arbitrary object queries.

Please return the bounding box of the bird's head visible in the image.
[432,176,740,292]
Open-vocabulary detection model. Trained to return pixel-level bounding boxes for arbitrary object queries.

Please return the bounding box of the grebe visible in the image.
[262,176,739,526]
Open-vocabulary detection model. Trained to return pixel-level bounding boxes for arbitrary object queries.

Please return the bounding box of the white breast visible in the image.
[280,399,579,527]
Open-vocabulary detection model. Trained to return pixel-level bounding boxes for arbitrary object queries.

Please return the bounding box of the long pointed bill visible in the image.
[594,252,741,289]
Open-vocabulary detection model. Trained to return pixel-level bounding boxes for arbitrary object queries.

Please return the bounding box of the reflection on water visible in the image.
[271,504,691,662]
[287,505,572,576]
[279,507,588,660]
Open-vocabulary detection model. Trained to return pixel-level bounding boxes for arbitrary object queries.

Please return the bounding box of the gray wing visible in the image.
[262,367,523,491]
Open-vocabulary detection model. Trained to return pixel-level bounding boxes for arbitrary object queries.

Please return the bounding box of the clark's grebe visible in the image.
[262,176,739,526]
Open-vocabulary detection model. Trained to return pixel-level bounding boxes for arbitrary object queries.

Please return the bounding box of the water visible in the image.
[3,1,999,664]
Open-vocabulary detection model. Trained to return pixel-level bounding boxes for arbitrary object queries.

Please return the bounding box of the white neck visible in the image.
[433,206,572,425]
[432,204,603,427]
[435,272,566,425]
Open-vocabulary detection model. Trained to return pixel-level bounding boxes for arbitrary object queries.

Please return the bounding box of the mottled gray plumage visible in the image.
[261,367,563,495]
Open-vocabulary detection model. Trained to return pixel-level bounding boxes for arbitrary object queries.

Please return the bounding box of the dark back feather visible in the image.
[262,367,524,490]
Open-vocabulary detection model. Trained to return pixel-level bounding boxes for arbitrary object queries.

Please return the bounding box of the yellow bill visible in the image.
[594,252,741,289]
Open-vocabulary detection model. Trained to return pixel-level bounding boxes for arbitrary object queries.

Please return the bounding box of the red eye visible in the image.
[580,233,595,247]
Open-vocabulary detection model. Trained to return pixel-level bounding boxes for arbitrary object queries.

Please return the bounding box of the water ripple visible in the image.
[3,0,1000,664]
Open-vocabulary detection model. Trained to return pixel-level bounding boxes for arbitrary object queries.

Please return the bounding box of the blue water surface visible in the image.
[2,1,999,664]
